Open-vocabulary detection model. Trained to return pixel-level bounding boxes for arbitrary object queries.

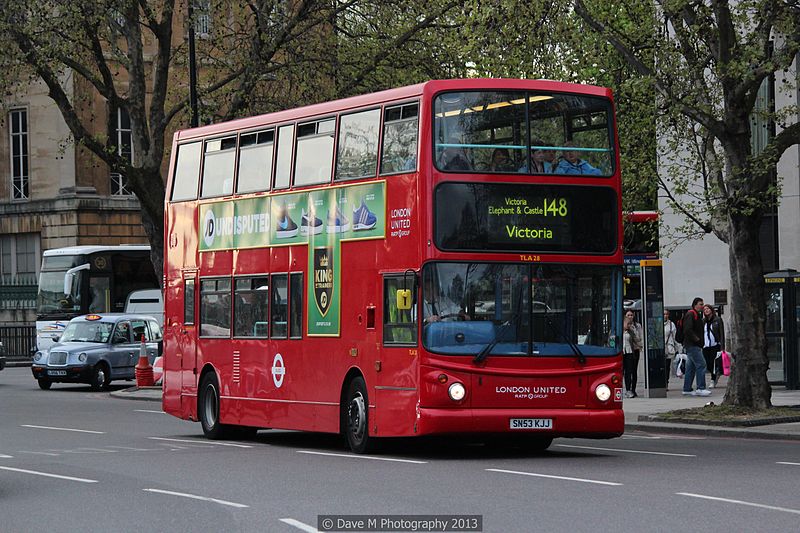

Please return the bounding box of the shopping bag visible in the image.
[721,350,732,376]
[675,353,687,377]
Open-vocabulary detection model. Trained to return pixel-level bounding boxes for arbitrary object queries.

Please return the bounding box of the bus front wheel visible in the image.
[344,376,374,454]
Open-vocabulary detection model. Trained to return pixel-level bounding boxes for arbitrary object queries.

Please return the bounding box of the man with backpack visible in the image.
[681,297,712,396]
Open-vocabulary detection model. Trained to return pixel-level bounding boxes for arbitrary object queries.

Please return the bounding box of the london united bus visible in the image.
[162,79,624,453]
[36,245,159,351]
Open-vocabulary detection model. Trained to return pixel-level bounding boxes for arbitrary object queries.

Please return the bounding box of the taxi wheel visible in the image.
[344,376,375,454]
[37,379,52,390]
[90,363,111,391]
[199,372,234,440]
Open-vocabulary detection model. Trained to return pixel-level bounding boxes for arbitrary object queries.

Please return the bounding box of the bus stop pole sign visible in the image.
[640,259,666,398]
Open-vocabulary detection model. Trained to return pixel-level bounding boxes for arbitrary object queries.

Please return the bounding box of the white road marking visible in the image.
[21,424,104,434]
[777,461,800,466]
[487,468,622,486]
[19,450,61,457]
[297,450,428,464]
[555,443,696,457]
[106,445,161,452]
[280,518,320,532]
[147,436,252,448]
[134,409,166,414]
[143,488,248,508]
[0,453,13,458]
[0,466,98,483]
[63,448,117,454]
[677,492,800,515]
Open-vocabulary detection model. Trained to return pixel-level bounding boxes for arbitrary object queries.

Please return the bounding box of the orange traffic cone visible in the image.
[135,334,154,387]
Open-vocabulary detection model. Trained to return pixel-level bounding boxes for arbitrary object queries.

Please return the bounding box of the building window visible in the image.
[9,108,29,200]
[193,0,211,36]
[110,107,134,196]
[0,233,38,283]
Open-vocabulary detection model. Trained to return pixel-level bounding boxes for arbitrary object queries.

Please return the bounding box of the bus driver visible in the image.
[422,273,468,323]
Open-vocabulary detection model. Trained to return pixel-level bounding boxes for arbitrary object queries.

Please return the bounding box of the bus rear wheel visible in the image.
[344,376,374,454]
[199,372,235,440]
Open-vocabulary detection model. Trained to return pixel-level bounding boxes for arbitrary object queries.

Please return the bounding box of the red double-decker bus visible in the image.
[163,79,624,452]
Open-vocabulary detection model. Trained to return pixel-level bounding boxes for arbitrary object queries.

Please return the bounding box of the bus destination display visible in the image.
[435,183,616,254]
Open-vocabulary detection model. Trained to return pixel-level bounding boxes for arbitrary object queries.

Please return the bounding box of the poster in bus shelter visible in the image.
[307,188,342,336]
[199,197,271,251]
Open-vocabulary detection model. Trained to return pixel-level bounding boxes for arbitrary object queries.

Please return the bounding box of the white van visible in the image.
[124,289,164,326]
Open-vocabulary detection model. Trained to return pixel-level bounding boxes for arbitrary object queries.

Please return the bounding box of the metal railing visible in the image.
[0,275,37,310]
[0,325,36,360]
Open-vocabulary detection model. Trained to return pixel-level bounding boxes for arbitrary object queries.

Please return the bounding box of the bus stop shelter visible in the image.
[765,270,799,390]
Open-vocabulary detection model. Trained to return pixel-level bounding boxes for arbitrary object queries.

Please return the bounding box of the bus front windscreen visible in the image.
[421,263,619,357]
[37,270,82,315]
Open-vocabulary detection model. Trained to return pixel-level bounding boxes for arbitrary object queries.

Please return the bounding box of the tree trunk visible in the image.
[722,212,772,408]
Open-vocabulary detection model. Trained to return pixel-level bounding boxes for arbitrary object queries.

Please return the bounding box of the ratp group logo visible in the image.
[203,208,216,248]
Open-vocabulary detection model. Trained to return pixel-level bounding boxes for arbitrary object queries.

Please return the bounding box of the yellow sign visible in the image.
[639,259,662,267]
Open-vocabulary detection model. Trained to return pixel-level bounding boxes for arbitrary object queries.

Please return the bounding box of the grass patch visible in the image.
[652,405,800,426]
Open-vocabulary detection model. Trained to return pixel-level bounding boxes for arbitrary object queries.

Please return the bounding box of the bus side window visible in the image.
[380,102,418,175]
[184,279,195,325]
[271,274,288,339]
[289,273,303,339]
[383,276,417,345]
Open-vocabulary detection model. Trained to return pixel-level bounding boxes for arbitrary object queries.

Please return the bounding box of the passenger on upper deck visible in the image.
[488,148,516,172]
[519,139,554,173]
[438,137,472,171]
[554,141,602,175]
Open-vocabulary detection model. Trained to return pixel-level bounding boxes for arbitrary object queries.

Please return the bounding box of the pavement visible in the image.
[109,373,800,441]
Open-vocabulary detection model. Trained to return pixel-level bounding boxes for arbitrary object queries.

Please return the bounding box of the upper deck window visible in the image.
[274,124,294,190]
[294,118,335,187]
[434,91,613,177]
[336,108,381,180]
[237,129,274,194]
[171,142,202,201]
[380,102,418,174]
[201,136,237,198]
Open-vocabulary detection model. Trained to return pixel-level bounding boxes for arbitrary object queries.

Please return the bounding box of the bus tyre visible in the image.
[37,379,52,390]
[199,372,233,440]
[344,376,374,454]
[90,363,110,391]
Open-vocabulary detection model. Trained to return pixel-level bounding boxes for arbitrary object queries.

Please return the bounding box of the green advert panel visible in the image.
[271,192,310,245]
[232,196,271,249]
[340,181,385,240]
[307,188,341,336]
[199,201,235,251]
[199,198,271,251]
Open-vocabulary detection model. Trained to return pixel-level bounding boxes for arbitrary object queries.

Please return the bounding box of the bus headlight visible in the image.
[595,384,611,402]
[448,382,466,401]
[78,353,87,362]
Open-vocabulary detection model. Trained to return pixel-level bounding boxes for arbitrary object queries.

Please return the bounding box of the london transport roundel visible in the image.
[271,353,285,388]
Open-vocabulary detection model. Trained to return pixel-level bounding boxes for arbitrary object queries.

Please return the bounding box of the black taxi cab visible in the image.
[31,314,161,390]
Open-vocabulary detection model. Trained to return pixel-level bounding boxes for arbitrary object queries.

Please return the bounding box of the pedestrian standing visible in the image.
[663,309,678,390]
[682,297,711,396]
[702,304,725,388]
[623,309,643,398]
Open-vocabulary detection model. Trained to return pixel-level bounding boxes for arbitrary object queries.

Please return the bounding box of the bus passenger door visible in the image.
[179,277,198,413]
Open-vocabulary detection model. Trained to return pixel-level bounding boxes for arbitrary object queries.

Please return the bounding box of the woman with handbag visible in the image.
[702,304,725,388]
[623,309,644,398]
[663,309,678,390]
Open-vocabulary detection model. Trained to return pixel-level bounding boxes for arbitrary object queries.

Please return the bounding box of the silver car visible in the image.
[31,314,162,390]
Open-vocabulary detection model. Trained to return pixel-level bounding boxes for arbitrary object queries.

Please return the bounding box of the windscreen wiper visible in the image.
[473,320,509,365]
[543,310,586,364]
